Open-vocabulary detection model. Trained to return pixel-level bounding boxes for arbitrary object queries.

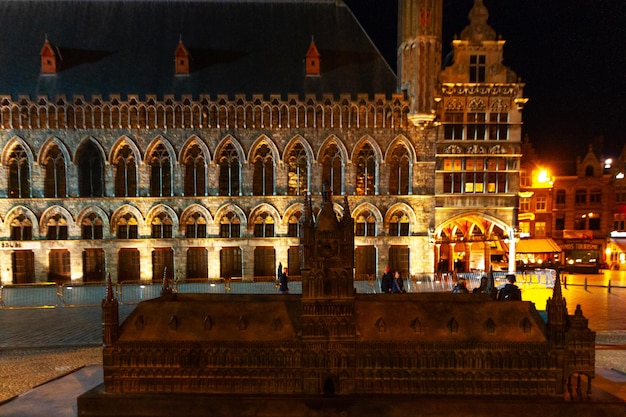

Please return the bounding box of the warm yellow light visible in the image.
[537,170,550,183]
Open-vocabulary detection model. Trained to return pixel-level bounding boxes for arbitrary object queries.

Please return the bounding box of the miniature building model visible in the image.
[78,188,608,417]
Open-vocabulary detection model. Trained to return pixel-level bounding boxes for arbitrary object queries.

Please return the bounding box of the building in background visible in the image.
[0,0,524,285]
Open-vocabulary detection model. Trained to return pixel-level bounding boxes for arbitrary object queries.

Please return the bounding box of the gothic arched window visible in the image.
[46,213,68,240]
[355,143,376,196]
[321,143,343,196]
[218,143,240,196]
[389,211,410,236]
[149,143,172,197]
[8,144,31,198]
[253,212,275,237]
[185,212,207,238]
[252,143,274,196]
[116,213,139,239]
[355,210,376,236]
[219,211,241,238]
[183,144,206,197]
[77,140,104,197]
[10,214,33,241]
[43,145,66,198]
[388,145,410,195]
[81,213,104,239]
[287,143,309,196]
[114,144,137,197]
[151,212,173,238]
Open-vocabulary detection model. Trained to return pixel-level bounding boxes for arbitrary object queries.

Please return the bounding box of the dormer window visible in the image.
[305,37,320,76]
[174,38,190,75]
[40,36,61,74]
[469,54,486,82]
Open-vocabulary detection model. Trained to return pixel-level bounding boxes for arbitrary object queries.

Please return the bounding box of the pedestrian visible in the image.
[278,266,289,294]
[451,278,469,293]
[498,274,521,301]
[392,271,406,293]
[381,265,393,293]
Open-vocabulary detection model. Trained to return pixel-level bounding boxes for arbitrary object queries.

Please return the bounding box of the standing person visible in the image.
[381,265,393,293]
[278,266,289,294]
[498,274,521,300]
[392,271,405,293]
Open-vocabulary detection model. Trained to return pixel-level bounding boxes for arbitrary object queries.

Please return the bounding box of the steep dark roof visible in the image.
[0,0,397,100]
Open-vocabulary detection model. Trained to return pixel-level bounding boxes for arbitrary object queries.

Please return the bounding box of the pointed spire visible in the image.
[305,35,320,76]
[174,36,190,75]
[40,34,60,74]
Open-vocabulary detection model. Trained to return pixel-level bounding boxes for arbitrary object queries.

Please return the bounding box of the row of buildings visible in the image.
[0,0,621,287]
[519,141,626,273]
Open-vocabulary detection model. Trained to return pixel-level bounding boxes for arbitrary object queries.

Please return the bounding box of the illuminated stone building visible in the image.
[0,0,523,285]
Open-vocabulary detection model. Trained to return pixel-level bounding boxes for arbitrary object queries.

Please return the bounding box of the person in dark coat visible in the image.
[278,265,289,294]
[381,265,393,293]
[498,274,521,300]
[392,271,406,293]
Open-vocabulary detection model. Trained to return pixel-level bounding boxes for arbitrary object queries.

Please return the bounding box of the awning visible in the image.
[516,238,562,253]
[610,239,626,252]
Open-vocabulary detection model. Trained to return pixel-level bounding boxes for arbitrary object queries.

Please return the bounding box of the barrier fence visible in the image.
[1,269,624,309]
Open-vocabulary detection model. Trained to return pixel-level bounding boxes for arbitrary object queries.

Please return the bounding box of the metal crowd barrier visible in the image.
[0,283,58,309]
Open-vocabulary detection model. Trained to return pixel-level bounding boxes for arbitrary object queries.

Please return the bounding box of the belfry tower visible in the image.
[299,186,356,394]
[397,0,442,125]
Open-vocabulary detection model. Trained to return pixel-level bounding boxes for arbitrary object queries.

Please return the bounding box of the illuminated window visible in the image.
[535,222,546,237]
[469,54,486,82]
[536,196,547,212]
[519,197,530,211]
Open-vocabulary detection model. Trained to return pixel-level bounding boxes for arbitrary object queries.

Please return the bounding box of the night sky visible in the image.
[345,0,626,168]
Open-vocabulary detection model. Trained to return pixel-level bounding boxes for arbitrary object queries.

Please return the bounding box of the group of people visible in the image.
[451,273,522,300]
[380,266,406,293]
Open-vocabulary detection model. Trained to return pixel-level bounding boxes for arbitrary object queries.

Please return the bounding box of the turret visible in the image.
[546,271,568,347]
[101,273,119,346]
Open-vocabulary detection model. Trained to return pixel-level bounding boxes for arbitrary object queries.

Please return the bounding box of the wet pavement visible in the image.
[0,285,625,416]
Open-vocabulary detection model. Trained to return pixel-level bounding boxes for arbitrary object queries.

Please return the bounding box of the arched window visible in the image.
[81,213,104,239]
[253,212,275,237]
[287,211,302,237]
[218,143,240,196]
[77,140,104,197]
[151,212,173,238]
[389,211,410,236]
[116,213,139,239]
[219,211,241,238]
[149,143,172,197]
[10,214,33,240]
[185,212,207,238]
[355,143,376,196]
[8,144,30,198]
[114,144,137,197]
[321,143,343,196]
[388,145,410,195]
[46,213,68,240]
[183,143,206,196]
[43,145,66,198]
[252,143,274,196]
[287,143,308,196]
[355,210,376,236]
